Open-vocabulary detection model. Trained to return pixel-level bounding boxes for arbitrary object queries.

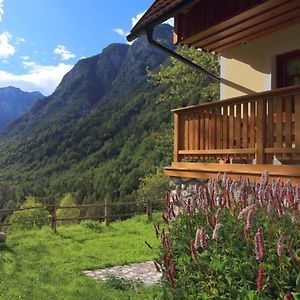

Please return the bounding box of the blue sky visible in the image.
[0,0,164,95]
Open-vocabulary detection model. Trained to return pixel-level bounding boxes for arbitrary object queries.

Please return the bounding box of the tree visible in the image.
[56,193,80,224]
[9,196,48,230]
[148,45,220,107]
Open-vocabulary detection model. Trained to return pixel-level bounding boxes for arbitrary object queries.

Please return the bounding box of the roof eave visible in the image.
[126,0,201,42]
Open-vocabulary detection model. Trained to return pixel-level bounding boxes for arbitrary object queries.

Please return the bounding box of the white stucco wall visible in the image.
[220,22,300,99]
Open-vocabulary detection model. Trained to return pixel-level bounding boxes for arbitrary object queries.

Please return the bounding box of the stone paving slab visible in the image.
[82,261,161,286]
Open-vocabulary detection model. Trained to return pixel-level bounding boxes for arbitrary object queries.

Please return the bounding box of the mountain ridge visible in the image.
[0,86,44,129]
[0,25,175,205]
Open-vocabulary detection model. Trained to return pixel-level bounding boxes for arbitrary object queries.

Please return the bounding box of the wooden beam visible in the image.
[164,162,300,184]
[203,6,300,51]
[181,0,290,45]
[194,1,300,50]
[178,148,256,155]
[172,85,300,113]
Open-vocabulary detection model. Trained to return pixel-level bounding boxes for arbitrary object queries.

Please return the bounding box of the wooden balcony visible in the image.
[164,85,300,183]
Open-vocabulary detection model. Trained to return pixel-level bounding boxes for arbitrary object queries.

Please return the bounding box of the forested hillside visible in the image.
[0,25,219,208]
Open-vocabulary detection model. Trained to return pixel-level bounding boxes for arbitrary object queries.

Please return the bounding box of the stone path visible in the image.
[82,261,161,286]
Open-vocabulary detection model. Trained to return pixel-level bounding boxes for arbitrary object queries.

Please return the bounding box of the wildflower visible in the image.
[277,234,285,257]
[255,226,266,260]
[212,223,223,240]
[199,227,209,250]
[190,239,198,262]
[162,232,170,252]
[215,207,222,224]
[256,266,265,292]
[194,228,201,249]
[245,205,256,231]
[238,204,256,220]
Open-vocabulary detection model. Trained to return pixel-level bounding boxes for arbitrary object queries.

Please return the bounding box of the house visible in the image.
[127,0,300,183]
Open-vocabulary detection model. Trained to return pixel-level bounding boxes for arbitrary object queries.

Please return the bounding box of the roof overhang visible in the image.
[127,0,300,53]
[126,0,200,42]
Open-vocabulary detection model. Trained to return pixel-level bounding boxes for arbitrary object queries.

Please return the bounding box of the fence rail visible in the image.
[0,199,164,233]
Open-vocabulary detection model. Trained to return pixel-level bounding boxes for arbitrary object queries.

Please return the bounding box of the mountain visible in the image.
[0,87,43,129]
[0,24,218,209]
[0,24,175,205]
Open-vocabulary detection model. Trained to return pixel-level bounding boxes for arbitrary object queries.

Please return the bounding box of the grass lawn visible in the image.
[0,214,163,299]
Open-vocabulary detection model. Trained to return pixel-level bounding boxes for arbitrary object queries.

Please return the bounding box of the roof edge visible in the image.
[126,0,201,42]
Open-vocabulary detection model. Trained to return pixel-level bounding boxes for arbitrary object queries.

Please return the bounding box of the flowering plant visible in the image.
[155,173,300,299]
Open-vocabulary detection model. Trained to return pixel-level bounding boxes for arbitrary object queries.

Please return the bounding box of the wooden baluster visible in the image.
[285,96,292,160]
[173,112,179,163]
[194,112,200,160]
[235,104,241,160]
[184,113,189,160]
[256,99,266,164]
[200,110,204,159]
[242,103,248,159]
[216,107,221,151]
[275,97,283,160]
[267,99,274,163]
[211,108,216,159]
[229,105,234,152]
[205,110,209,159]
[222,106,229,153]
[295,94,300,160]
[250,101,256,159]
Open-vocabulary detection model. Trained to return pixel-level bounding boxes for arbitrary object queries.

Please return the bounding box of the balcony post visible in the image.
[174,112,180,162]
[295,94,300,159]
[256,98,266,164]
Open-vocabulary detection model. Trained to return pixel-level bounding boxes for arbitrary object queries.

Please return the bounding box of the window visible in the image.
[277,49,300,88]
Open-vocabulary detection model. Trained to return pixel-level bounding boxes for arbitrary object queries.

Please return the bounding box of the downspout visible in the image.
[146,28,220,82]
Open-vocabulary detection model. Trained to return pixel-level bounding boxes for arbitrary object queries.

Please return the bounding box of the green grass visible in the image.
[0,214,163,299]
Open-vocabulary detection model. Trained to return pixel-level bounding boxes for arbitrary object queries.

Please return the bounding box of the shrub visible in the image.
[157,173,300,299]
[9,196,49,230]
[56,193,80,224]
[137,168,169,211]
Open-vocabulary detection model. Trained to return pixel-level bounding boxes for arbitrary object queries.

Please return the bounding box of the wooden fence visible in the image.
[0,198,164,233]
[172,84,300,164]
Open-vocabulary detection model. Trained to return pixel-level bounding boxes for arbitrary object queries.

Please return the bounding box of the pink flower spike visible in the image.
[255,226,266,260]
[256,266,265,292]
[199,227,209,250]
[194,228,201,250]
[277,233,285,257]
[212,223,223,240]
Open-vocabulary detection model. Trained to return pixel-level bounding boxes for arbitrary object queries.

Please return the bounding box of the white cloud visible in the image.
[54,44,76,61]
[15,36,25,44]
[113,28,129,38]
[131,11,146,28]
[0,0,4,22]
[0,31,16,59]
[20,55,30,60]
[0,61,73,95]
[114,11,174,44]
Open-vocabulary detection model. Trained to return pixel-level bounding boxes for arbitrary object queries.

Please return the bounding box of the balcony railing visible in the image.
[172,85,300,165]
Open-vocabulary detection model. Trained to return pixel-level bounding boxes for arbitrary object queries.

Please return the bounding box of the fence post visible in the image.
[51,202,57,233]
[146,198,152,221]
[104,196,110,226]
[174,112,180,162]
